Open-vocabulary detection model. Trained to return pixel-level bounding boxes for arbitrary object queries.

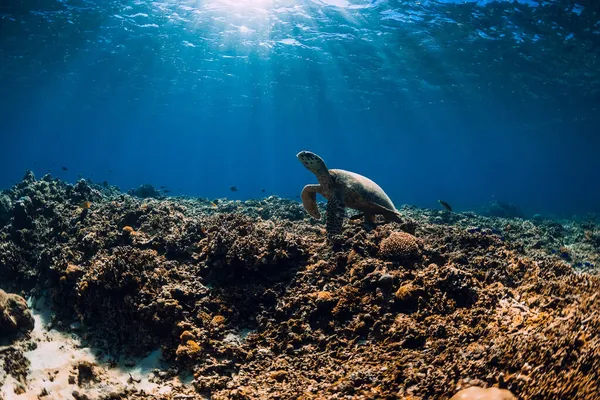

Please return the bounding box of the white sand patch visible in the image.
[0,297,196,399]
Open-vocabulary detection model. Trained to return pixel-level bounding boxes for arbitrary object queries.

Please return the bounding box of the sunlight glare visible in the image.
[209,0,274,11]
[239,25,253,34]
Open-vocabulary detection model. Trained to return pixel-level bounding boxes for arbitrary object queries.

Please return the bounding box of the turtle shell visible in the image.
[329,169,397,214]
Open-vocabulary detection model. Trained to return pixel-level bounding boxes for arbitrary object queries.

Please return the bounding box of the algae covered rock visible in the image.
[0,289,34,341]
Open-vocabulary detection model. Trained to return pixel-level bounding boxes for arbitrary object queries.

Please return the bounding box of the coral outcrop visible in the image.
[0,289,34,342]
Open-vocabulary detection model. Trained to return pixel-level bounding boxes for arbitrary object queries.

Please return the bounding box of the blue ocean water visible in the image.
[1,0,598,216]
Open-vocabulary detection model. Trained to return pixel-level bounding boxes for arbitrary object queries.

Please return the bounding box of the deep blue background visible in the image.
[1,0,599,216]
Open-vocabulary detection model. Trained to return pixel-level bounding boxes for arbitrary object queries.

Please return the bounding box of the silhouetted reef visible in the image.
[0,173,598,399]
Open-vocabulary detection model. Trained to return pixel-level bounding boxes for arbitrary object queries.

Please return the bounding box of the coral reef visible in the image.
[0,174,598,399]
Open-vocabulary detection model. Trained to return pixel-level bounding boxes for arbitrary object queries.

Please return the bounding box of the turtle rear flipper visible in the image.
[364,202,402,224]
[383,209,403,224]
[301,184,322,220]
[326,193,345,241]
[349,213,377,225]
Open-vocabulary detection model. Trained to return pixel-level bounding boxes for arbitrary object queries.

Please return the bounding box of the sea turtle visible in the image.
[297,151,402,239]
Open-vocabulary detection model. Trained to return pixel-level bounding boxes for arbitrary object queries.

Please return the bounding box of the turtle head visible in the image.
[297,151,329,178]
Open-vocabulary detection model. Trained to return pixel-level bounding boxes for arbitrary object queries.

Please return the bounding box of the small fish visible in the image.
[438,200,452,212]
[163,189,171,193]
[210,202,217,207]
[62,166,68,171]
[79,201,91,209]
[261,189,266,193]
[230,186,239,192]
[160,186,167,189]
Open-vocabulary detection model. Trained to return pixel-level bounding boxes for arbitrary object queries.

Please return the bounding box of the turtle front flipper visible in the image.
[301,184,322,220]
[326,193,346,241]
[381,208,403,224]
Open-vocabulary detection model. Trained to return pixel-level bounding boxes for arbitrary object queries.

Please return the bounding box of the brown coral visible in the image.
[176,340,203,361]
[394,282,424,309]
[379,231,422,262]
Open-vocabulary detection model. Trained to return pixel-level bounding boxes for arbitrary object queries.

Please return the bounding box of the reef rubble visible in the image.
[0,173,598,399]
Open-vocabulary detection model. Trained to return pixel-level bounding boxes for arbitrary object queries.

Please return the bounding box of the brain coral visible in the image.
[379,231,422,262]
